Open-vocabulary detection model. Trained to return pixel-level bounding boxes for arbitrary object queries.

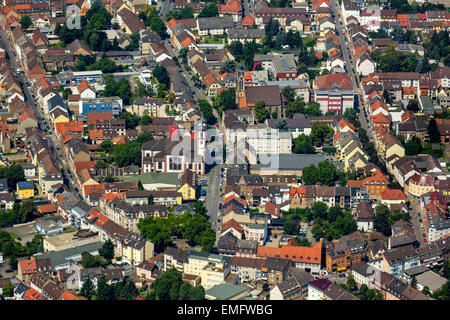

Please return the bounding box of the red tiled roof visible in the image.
[24,288,43,300]
[242,15,254,27]
[221,218,244,234]
[338,119,355,132]
[372,113,390,124]
[315,74,353,89]
[257,241,322,264]
[84,184,105,195]
[74,161,96,173]
[37,203,57,214]
[381,189,406,200]
[86,112,113,125]
[20,259,37,275]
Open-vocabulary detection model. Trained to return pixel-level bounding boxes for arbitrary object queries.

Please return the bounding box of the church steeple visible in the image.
[236,71,247,108]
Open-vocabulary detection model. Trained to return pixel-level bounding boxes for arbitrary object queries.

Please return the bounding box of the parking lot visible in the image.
[2,222,38,246]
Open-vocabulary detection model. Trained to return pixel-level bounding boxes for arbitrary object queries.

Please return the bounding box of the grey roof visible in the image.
[47,94,67,111]
[403,265,429,277]
[267,118,311,129]
[416,271,447,293]
[197,16,235,30]
[228,28,265,40]
[253,154,326,171]
[35,242,103,270]
[205,283,248,300]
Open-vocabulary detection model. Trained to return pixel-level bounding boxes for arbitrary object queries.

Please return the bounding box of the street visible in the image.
[409,200,426,246]
[205,164,224,245]
[329,1,372,139]
[0,29,78,193]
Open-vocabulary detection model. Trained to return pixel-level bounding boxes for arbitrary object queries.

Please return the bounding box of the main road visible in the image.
[330,0,372,139]
[0,29,78,194]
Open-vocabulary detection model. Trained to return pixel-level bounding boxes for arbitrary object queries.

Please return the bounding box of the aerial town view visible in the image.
[0,0,449,306]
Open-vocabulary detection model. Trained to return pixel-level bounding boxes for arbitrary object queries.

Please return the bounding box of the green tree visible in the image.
[189,286,205,300]
[20,15,32,29]
[428,118,441,143]
[411,276,418,289]
[346,275,357,292]
[310,122,334,147]
[198,3,218,18]
[343,108,358,122]
[153,65,170,87]
[443,259,450,280]
[285,98,305,118]
[293,134,315,154]
[304,102,322,117]
[275,119,289,131]
[302,164,319,185]
[99,239,115,262]
[99,140,114,153]
[282,86,296,103]
[198,99,216,124]
[406,99,420,113]
[17,200,37,224]
[317,161,337,186]
[96,275,113,300]
[81,252,101,268]
[405,136,423,156]
[374,204,392,237]
[312,202,328,220]
[283,219,299,235]
[137,180,144,190]
[179,282,193,300]
[2,281,14,296]
[254,101,269,123]
[80,277,95,299]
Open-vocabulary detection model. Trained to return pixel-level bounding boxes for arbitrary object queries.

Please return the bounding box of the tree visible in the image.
[283,219,299,235]
[302,164,320,185]
[285,99,305,118]
[310,122,334,147]
[312,202,328,220]
[405,136,423,156]
[17,200,37,224]
[411,276,418,289]
[189,286,205,300]
[137,180,144,191]
[213,89,236,114]
[99,140,114,153]
[293,134,315,154]
[198,3,218,18]
[80,277,95,299]
[346,275,357,292]
[282,86,296,103]
[2,281,14,297]
[327,206,342,223]
[422,286,431,296]
[96,275,113,300]
[179,282,193,300]
[153,65,170,87]
[304,102,322,117]
[0,164,25,190]
[275,119,289,132]
[374,204,392,237]
[428,118,441,143]
[82,252,101,268]
[317,161,337,186]
[254,101,269,123]
[220,60,235,74]
[99,239,115,262]
[406,99,420,113]
[198,99,216,124]
[21,15,32,29]
[443,259,450,280]
[343,108,358,122]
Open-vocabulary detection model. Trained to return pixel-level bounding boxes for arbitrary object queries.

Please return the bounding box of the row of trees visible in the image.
[0,164,25,190]
[138,5,167,38]
[138,206,215,253]
[342,275,384,300]
[0,230,43,270]
[99,130,154,167]
[310,204,358,241]
[302,160,340,186]
[285,99,322,119]
[80,275,137,300]
[373,204,410,237]
[101,75,133,104]
[145,268,205,300]
[0,200,40,228]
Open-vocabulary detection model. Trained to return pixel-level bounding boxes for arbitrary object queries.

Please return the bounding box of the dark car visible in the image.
[5,269,13,273]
